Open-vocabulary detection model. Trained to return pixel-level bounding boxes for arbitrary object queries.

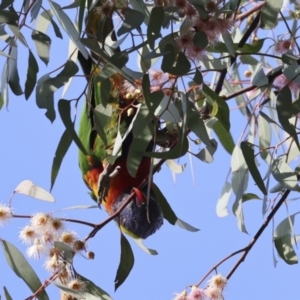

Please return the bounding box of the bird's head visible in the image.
[111,187,163,239]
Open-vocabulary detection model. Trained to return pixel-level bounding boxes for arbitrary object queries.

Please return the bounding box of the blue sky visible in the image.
[1,1,300,300]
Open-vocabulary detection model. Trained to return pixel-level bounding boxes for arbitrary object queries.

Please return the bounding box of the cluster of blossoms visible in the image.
[0,203,13,225]
[155,0,234,61]
[19,212,92,295]
[123,70,175,97]
[96,0,233,61]
[173,274,227,300]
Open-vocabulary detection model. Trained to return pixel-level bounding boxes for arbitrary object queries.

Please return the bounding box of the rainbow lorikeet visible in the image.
[77,1,163,239]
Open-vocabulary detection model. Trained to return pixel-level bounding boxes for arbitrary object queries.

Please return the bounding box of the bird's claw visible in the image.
[97,164,120,204]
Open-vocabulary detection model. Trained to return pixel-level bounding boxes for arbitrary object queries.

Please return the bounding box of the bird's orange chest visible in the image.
[84,158,151,214]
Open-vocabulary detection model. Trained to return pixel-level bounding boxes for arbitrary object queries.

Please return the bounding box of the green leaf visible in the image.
[203,84,230,131]
[213,120,235,154]
[25,50,39,100]
[1,239,49,300]
[127,125,152,177]
[258,113,271,160]
[222,32,235,57]
[260,0,283,29]
[176,218,200,232]
[145,131,189,159]
[277,85,292,119]
[61,0,80,9]
[155,94,180,122]
[152,184,177,225]
[31,30,51,65]
[252,64,268,87]
[36,10,63,39]
[0,93,3,110]
[3,286,12,300]
[161,43,176,73]
[15,180,55,202]
[132,238,158,255]
[48,1,88,59]
[187,103,211,146]
[231,144,247,172]
[0,10,18,24]
[50,129,72,191]
[240,38,266,53]
[93,104,113,146]
[162,48,191,76]
[232,169,249,233]
[196,139,218,163]
[7,46,23,96]
[277,86,300,149]
[216,181,231,217]
[77,0,85,33]
[95,53,129,82]
[0,0,13,10]
[147,6,164,49]
[117,8,145,36]
[114,233,134,291]
[40,60,78,96]
[30,0,42,22]
[283,61,300,84]
[274,213,300,264]
[193,68,203,84]
[282,51,299,65]
[36,74,55,122]
[140,45,151,72]
[53,242,74,263]
[129,0,150,25]
[99,77,111,107]
[58,99,88,155]
[165,159,186,174]
[81,38,136,83]
[242,193,261,202]
[193,31,208,49]
[132,103,152,137]
[77,274,112,300]
[291,99,300,116]
[148,91,164,116]
[8,23,28,47]
[271,157,298,190]
[241,141,267,195]
[274,234,300,264]
[56,273,112,300]
[259,111,279,125]
[1,62,8,108]
[207,39,266,54]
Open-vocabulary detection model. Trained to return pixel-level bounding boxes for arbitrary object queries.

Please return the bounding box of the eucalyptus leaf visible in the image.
[50,129,73,191]
[117,8,144,36]
[25,50,39,100]
[271,157,298,190]
[241,141,267,195]
[15,180,55,202]
[58,99,88,155]
[260,0,283,29]
[1,240,49,300]
[31,30,51,65]
[48,1,88,58]
[216,181,232,217]
[114,234,134,290]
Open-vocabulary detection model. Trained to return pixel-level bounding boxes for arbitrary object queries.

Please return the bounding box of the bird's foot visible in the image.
[97,164,120,203]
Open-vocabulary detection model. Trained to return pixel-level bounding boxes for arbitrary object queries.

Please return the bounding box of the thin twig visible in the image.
[195,189,291,285]
[226,189,291,279]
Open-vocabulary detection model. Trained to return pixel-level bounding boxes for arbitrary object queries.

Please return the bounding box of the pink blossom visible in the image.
[274,39,293,54]
[273,74,300,95]
[187,286,206,300]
